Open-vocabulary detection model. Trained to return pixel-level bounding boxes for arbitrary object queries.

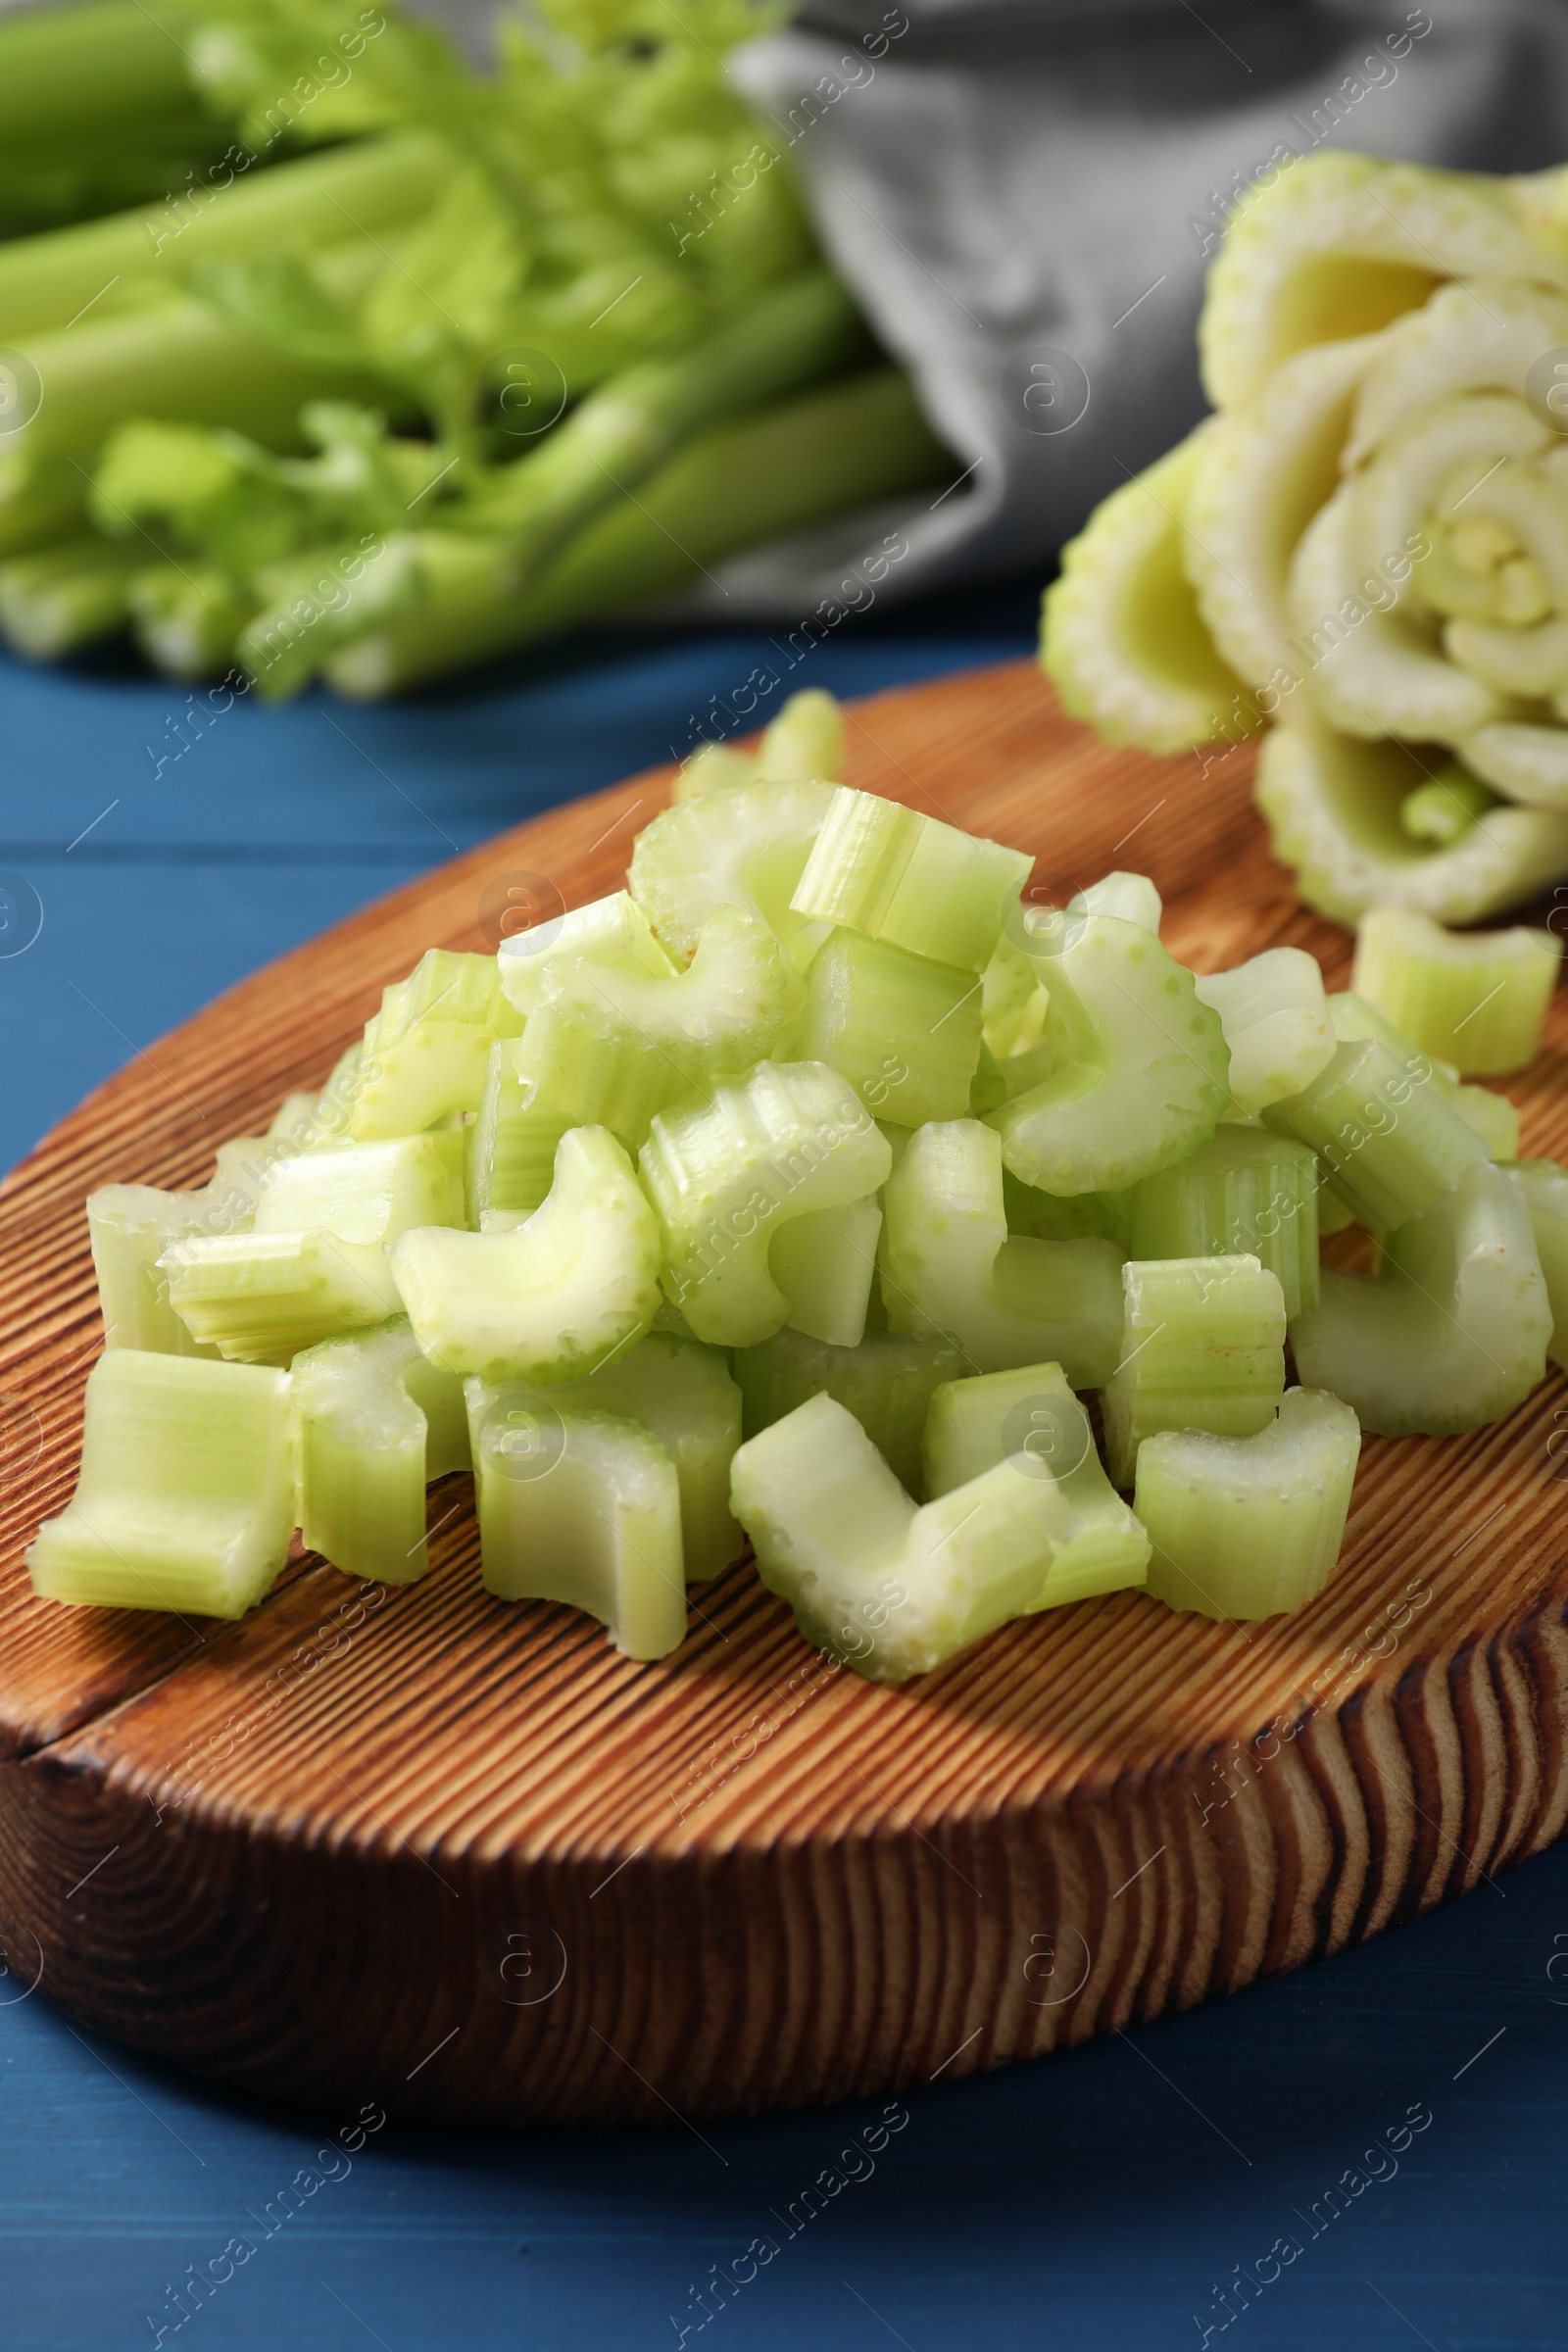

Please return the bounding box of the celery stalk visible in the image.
[252,1131,466,1245]
[349,949,519,1141]
[766,1196,882,1350]
[757,688,846,785]
[1192,946,1337,1116]
[789,786,1032,975]
[1262,1033,1487,1232]
[89,1177,254,1356]
[787,927,984,1126]
[732,1322,963,1495]
[497,891,675,1021]
[1329,989,1519,1160]
[1351,906,1560,1076]
[630,777,834,996]
[0,537,145,658]
[162,1228,403,1362]
[1101,1254,1287,1490]
[1126,1124,1321,1321]
[293,1317,467,1586]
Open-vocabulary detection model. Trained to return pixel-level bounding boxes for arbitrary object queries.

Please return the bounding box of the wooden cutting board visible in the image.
[2,659,1566,2130]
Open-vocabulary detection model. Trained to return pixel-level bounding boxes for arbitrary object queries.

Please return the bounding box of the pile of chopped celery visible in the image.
[0,0,948,698]
[1041,145,1568,925]
[31,689,1566,1681]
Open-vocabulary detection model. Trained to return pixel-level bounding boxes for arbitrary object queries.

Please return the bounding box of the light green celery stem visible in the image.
[639,1060,891,1348]
[26,1349,295,1617]
[1351,906,1561,1077]
[920,1361,1150,1609]
[350,949,520,1141]
[1400,773,1498,847]
[628,779,834,997]
[1101,1254,1287,1490]
[466,271,872,586]
[0,130,453,344]
[0,460,87,561]
[981,934,1050,1062]
[131,563,251,679]
[789,788,1032,975]
[878,1118,1127,1386]
[1506,1160,1568,1370]
[1002,1168,1132,1247]
[162,1228,402,1361]
[89,1179,255,1356]
[1136,1389,1361,1621]
[787,928,984,1126]
[766,1197,882,1348]
[0,3,209,176]
[992,910,1230,1195]
[1328,988,1518,1160]
[1290,1162,1549,1437]
[1126,1125,1321,1321]
[758,689,847,785]
[390,1124,662,1385]
[251,1132,466,1245]
[1262,1034,1488,1231]
[730,1391,1059,1683]
[466,1388,688,1661]
[326,369,950,696]
[293,1318,468,1586]
[496,891,675,1021]
[732,1323,964,1494]
[1191,946,1336,1116]
[0,538,145,659]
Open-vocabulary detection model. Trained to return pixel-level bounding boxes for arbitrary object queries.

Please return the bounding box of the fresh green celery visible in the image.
[790,786,1032,975]
[1068,871,1162,930]
[1126,1125,1321,1320]
[1101,1254,1287,1489]
[130,564,250,677]
[1351,906,1561,1077]
[788,927,983,1126]
[732,1323,963,1494]
[390,1124,660,1384]
[639,1060,891,1348]
[920,1362,1151,1607]
[731,1391,1061,1682]
[672,741,757,802]
[878,1118,1126,1385]
[991,910,1230,1195]
[0,457,86,561]
[466,1389,687,1660]
[756,688,846,785]
[1192,946,1337,1117]
[163,1228,402,1362]
[1327,989,1517,1158]
[1505,1160,1568,1369]
[0,539,144,658]
[26,1349,295,1617]
[496,890,675,1020]
[1262,1034,1488,1231]
[1137,1388,1361,1620]
[970,1029,1063,1117]
[349,949,519,1140]
[252,1131,466,1245]
[1291,1163,1550,1435]
[1002,1167,1133,1247]
[629,776,835,991]
[469,1042,562,1227]
[767,1197,882,1348]
[1448,1084,1520,1162]
[293,1317,468,1585]
[980,934,1050,1062]
[88,1179,253,1355]
[1400,772,1499,847]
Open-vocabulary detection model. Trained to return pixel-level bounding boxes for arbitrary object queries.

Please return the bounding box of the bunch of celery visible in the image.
[0,0,948,692]
[34,720,1564,1678]
[1042,146,1568,926]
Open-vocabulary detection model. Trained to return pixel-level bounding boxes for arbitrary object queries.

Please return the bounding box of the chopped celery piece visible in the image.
[730,1392,1052,1682]
[1137,1388,1361,1621]
[497,889,675,1020]
[1262,1034,1487,1231]
[466,1389,686,1661]
[162,1228,403,1363]
[88,1181,250,1356]
[1127,1125,1321,1320]
[990,910,1230,1195]
[1506,1159,1568,1370]
[293,1318,467,1586]
[639,1060,890,1347]
[26,1351,294,1618]
[878,1119,1126,1385]
[1401,772,1500,846]
[672,740,758,801]
[732,1322,962,1494]
[1003,1167,1133,1248]
[970,1028,1063,1116]
[757,688,846,782]
[1351,906,1560,1077]
[628,777,835,987]
[390,1125,660,1386]
[788,926,983,1126]
[348,951,520,1141]
[1329,991,1519,1160]
[1291,1162,1549,1435]
[981,933,1050,1061]
[470,1041,562,1226]
[252,1132,466,1245]
[920,1361,1150,1607]
[789,785,1032,974]
[1102,1253,1287,1489]
[1068,871,1162,931]
[768,1196,882,1349]
[1449,1083,1520,1162]
[1192,946,1337,1115]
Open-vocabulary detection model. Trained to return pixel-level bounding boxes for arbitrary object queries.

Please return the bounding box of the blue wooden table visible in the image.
[2,601,1566,2352]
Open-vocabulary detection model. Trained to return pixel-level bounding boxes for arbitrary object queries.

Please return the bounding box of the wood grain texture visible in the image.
[2,659,1567,2128]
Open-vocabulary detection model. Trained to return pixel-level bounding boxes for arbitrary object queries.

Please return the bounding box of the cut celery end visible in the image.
[1351,906,1560,1077]
[879,1118,1126,1385]
[1069,871,1162,932]
[348,950,519,1141]
[390,1125,661,1386]
[789,785,1031,974]
[639,1059,890,1348]
[162,1229,402,1363]
[730,1392,1053,1682]
[1263,1033,1488,1231]
[1449,1084,1520,1163]
[787,926,983,1126]
[1003,1168,1133,1247]
[757,687,846,785]
[88,1182,248,1357]
[497,889,676,1020]
[546,1330,744,1582]
[1506,1159,1568,1370]
[672,741,758,801]
[732,1323,962,1494]
[1101,1253,1287,1490]
[1401,772,1500,846]
[293,1317,467,1586]
[1193,947,1336,1116]
[1291,1162,1549,1435]
[981,933,1051,1062]
[1137,1388,1361,1621]
[1126,1124,1321,1321]
[26,1350,295,1618]
[992,911,1230,1195]
[466,1393,687,1661]
[920,1360,1150,1606]
[628,776,835,990]
[768,1195,881,1349]
[471,1040,567,1224]
[252,1131,466,1247]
